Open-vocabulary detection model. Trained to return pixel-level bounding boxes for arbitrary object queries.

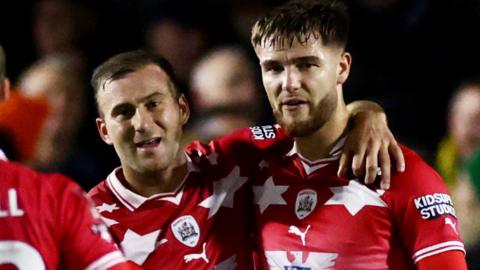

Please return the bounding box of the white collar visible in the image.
[107,153,200,211]
[0,149,8,161]
[286,137,346,175]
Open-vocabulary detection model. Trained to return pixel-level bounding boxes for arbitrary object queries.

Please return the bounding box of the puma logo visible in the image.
[445,217,457,234]
[184,242,209,263]
[288,225,311,246]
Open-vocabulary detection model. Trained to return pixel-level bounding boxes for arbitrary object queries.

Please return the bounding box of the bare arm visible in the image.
[340,100,405,189]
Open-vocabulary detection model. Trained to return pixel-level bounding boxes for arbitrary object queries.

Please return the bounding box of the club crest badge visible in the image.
[172,215,200,247]
[295,189,317,220]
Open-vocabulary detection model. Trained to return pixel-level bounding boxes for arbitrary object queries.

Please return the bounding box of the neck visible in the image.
[295,92,349,160]
[122,152,188,197]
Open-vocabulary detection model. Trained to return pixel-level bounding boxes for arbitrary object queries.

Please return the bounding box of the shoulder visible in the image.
[194,124,291,152]
[391,145,447,193]
[87,179,111,201]
[1,160,78,193]
[385,145,451,208]
[186,125,293,167]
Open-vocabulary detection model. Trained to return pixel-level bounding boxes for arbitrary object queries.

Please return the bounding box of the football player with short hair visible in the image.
[247,0,467,269]
[89,49,403,269]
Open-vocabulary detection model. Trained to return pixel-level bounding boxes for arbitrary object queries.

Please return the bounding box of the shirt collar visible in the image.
[286,137,346,175]
[286,136,345,159]
[107,153,199,211]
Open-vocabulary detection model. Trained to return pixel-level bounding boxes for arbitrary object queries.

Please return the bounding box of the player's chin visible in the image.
[284,120,316,137]
[135,156,166,170]
[138,162,165,173]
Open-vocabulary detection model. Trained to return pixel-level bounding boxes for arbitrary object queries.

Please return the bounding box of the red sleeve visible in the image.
[417,251,467,270]
[187,125,291,164]
[385,148,466,265]
[56,177,127,270]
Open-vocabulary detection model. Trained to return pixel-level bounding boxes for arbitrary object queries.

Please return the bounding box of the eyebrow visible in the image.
[137,91,165,103]
[109,91,166,114]
[292,56,321,64]
[261,56,321,67]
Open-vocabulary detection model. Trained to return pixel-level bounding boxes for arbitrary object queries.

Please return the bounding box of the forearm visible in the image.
[346,100,387,123]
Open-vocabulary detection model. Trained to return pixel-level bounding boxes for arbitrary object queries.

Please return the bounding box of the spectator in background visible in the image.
[141,0,227,89]
[0,85,49,162]
[18,55,86,170]
[0,43,140,270]
[0,55,101,189]
[437,78,480,186]
[184,46,265,143]
[32,0,94,71]
[436,76,480,268]
[190,46,260,114]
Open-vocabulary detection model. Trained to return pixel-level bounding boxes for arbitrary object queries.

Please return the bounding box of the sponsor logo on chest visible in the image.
[295,189,317,220]
[172,215,201,247]
[414,193,456,219]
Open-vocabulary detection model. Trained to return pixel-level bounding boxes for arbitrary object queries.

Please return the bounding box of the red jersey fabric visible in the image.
[0,160,127,270]
[417,251,467,270]
[89,123,466,269]
[231,126,466,269]
[88,150,255,270]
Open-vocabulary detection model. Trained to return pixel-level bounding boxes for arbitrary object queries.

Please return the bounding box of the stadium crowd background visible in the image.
[1,0,480,267]
[0,0,479,210]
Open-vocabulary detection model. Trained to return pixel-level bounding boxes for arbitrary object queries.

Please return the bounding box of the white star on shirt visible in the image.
[96,203,119,213]
[100,216,119,227]
[215,255,237,270]
[199,166,248,218]
[253,177,289,214]
[324,180,387,216]
[120,229,161,265]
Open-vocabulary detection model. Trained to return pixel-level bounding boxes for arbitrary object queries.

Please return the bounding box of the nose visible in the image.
[282,67,301,92]
[132,108,154,132]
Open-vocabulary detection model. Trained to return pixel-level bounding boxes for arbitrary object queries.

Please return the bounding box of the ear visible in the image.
[178,94,190,126]
[96,117,113,145]
[337,52,352,84]
[0,78,11,102]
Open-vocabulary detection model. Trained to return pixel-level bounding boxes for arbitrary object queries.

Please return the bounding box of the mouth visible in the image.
[281,98,307,110]
[134,137,162,149]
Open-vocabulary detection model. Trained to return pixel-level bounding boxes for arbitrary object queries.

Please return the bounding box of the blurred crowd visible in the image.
[1,0,480,267]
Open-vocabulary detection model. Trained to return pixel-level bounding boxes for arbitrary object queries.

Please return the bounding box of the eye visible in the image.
[112,105,135,119]
[145,100,161,111]
[297,62,317,71]
[263,63,284,73]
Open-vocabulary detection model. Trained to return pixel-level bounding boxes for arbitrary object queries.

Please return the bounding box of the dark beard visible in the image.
[275,90,338,137]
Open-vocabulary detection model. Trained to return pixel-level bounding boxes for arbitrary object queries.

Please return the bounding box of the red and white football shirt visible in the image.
[88,149,255,270]
[0,160,127,270]
[247,133,465,270]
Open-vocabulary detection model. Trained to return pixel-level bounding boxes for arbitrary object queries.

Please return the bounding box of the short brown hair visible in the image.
[91,50,182,114]
[251,0,349,50]
[0,44,6,80]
